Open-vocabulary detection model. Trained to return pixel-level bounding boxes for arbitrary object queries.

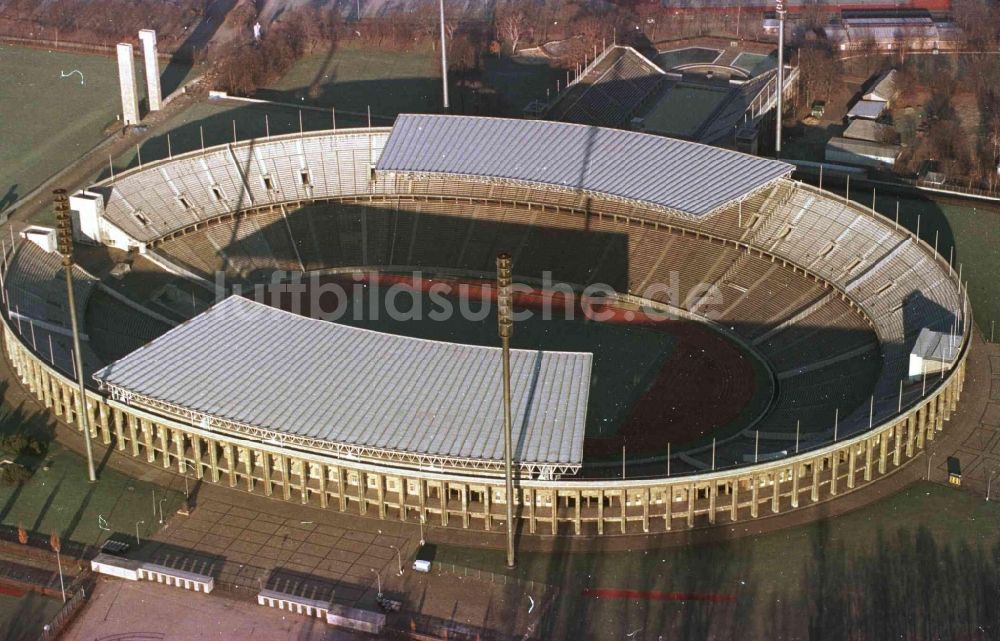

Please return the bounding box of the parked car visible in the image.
[412,544,436,573]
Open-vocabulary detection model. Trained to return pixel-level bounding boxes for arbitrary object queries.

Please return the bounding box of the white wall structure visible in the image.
[116,43,140,125]
[68,191,104,245]
[138,29,162,111]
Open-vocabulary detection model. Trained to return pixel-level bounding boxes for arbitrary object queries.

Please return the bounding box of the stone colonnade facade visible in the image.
[3,312,968,537]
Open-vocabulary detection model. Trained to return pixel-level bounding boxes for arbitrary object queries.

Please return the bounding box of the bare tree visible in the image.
[496,4,526,53]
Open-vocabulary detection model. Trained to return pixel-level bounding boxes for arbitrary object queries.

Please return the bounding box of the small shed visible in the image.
[947,457,961,486]
[826,136,900,168]
[864,69,898,105]
[847,100,887,120]
[844,119,897,143]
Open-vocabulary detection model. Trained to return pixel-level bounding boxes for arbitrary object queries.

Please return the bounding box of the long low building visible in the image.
[825,136,901,168]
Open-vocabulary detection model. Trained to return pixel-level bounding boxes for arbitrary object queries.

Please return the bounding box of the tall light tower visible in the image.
[775,0,786,157]
[496,252,515,568]
[54,189,97,483]
[439,0,449,110]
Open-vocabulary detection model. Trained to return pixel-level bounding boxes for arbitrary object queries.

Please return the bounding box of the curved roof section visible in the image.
[376,114,793,216]
[93,296,592,472]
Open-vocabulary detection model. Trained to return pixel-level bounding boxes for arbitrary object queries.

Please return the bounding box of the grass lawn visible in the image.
[839,186,1000,334]
[0,45,193,210]
[0,444,184,551]
[258,44,441,116]
[0,591,62,641]
[434,482,1000,639]
[96,99,371,183]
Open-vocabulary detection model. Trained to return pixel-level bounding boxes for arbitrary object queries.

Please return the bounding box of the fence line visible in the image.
[37,584,89,641]
[434,562,548,592]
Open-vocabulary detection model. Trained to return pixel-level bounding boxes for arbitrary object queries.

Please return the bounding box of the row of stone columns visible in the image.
[2,324,968,537]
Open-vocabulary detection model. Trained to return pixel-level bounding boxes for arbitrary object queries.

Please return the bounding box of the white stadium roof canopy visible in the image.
[377,114,794,217]
[93,296,592,474]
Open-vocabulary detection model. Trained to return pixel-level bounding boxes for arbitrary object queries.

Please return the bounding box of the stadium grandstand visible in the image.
[0,115,969,536]
[541,44,794,151]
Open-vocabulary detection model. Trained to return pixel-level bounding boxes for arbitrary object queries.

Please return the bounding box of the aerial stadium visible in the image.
[0,114,969,536]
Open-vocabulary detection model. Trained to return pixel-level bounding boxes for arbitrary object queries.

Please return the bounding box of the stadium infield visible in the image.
[254,271,773,467]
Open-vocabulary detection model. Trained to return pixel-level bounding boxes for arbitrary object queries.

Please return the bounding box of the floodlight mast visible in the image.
[496,252,515,568]
[439,0,449,110]
[54,189,97,483]
[775,0,786,156]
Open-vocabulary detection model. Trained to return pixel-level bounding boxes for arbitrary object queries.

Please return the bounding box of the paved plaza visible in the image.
[138,485,413,608]
[62,578,355,641]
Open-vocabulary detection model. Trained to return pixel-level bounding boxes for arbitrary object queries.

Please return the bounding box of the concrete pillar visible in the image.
[376,474,385,519]
[173,432,185,473]
[731,479,740,520]
[686,484,695,528]
[300,460,310,505]
[113,408,126,451]
[642,489,650,533]
[337,468,348,511]
[619,489,627,533]
[790,465,800,508]
[86,396,98,438]
[864,438,873,482]
[527,488,537,534]
[916,406,927,449]
[830,452,839,496]
[318,467,328,509]
[750,475,759,518]
[665,488,673,531]
[847,445,857,489]
[128,414,140,457]
[138,30,162,111]
[927,396,937,440]
[417,479,426,525]
[262,453,273,496]
[191,437,204,479]
[597,489,604,535]
[439,482,447,526]
[811,460,820,502]
[461,484,470,529]
[275,456,289,500]
[208,439,220,482]
[98,402,111,445]
[879,428,889,474]
[357,475,367,516]
[141,420,154,462]
[771,472,780,514]
[159,425,171,469]
[226,443,239,488]
[551,491,558,534]
[707,483,716,524]
[483,484,492,530]
[116,43,140,125]
[40,369,52,408]
[572,491,581,535]
[892,420,902,467]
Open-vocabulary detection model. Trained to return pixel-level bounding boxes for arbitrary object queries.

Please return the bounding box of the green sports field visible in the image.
[101,99,371,179]
[834,185,1000,335]
[641,85,728,137]
[0,591,62,641]
[257,44,442,115]
[655,47,722,70]
[0,45,193,211]
[0,444,183,550]
[436,482,1000,639]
